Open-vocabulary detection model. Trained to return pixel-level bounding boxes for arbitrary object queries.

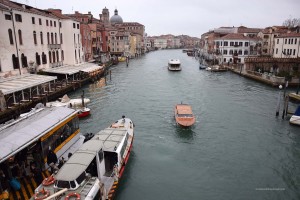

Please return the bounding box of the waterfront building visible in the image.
[0,0,83,78]
[273,32,300,58]
[153,38,168,49]
[257,26,288,56]
[214,33,261,64]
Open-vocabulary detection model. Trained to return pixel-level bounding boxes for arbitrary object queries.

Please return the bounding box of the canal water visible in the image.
[68,49,300,200]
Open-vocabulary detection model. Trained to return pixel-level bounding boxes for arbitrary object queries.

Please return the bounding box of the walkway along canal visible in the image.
[69,49,300,200]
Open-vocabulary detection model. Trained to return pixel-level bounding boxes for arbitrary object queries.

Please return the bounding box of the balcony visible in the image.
[50,61,63,68]
[48,44,61,49]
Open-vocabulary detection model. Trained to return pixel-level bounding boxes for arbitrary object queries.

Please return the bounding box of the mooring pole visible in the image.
[282,79,288,119]
[276,85,282,117]
[110,70,111,80]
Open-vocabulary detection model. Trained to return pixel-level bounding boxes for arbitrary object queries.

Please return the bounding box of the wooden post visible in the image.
[276,85,282,117]
[282,79,288,119]
[110,70,111,80]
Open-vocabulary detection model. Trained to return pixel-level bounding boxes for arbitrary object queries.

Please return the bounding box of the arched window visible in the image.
[75,50,77,60]
[18,30,23,45]
[12,54,19,69]
[8,29,13,44]
[56,50,59,62]
[49,51,52,63]
[40,32,43,45]
[47,32,50,44]
[21,53,28,67]
[61,50,64,61]
[51,33,53,44]
[36,52,41,65]
[55,33,57,44]
[52,51,55,63]
[42,52,47,64]
[60,33,63,44]
[74,34,75,44]
[33,31,37,45]
[79,49,81,61]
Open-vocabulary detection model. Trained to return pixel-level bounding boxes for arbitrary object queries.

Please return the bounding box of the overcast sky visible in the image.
[16,0,300,37]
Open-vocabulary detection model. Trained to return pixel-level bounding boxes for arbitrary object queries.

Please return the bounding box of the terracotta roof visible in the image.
[221,33,252,40]
[0,0,56,18]
[276,33,300,38]
[47,9,72,20]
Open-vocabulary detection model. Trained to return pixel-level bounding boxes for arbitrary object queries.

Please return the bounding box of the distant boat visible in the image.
[118,56,126,62]
[168,59,181,71]
[174,103,196,127]
[290,105,300,126]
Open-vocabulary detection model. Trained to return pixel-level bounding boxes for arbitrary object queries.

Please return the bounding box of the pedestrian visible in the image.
[30,162,43,185]
[47,147,58,173]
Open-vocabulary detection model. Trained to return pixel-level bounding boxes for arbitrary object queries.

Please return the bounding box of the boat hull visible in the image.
[290,115,300,126]
[77,107,90,118]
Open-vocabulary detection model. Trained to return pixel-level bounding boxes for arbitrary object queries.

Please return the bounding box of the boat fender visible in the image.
[34,188,50,200]
[42,175,55,186]
[65,192,81,200]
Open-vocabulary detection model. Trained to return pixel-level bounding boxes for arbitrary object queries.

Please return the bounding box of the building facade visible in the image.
[273,33,300,58]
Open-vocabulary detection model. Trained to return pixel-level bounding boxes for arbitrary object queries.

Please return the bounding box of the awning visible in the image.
[0,107,77,164]
[80,65,103,73]
[0,74,57,95]
[42,63,103,75]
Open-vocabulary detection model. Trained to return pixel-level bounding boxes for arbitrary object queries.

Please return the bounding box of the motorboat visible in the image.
[46,94,90,108]
[290,105,300,126]
[199,65,207,70]
[168,59,181,71]
[174,103,196,127]
[31,116,134,200]
[46,94,91,118]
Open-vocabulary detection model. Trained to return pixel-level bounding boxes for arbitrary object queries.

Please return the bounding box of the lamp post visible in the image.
[276,84,282,117]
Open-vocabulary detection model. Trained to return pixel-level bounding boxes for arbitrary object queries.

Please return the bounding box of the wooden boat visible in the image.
[0,106,86,200]
[174,103,196,127]
[31,116,134,200]
[118,56,126,62]
[290,105,300,126]
[168,59,181,71]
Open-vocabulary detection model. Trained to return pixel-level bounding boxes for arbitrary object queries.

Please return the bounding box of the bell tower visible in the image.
[102,7,110,24]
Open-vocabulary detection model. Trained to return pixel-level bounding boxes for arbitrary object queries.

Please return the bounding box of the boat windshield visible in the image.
[55,171,85,189]
[177,114,193,117]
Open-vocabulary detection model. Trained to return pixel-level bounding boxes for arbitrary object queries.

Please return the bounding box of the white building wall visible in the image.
[273,37,300,58]
[154,38,167,49]
[60,20,83,65]
[215,39,256,64]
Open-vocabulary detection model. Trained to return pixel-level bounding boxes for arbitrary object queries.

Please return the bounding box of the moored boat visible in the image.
[31,116,134,200]
[46,94,91,118]
[168,59,181,71]
[289,105,300,126]
[175,103,196,127]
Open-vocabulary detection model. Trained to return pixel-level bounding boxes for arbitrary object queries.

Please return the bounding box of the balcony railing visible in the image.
[48,44,61,49]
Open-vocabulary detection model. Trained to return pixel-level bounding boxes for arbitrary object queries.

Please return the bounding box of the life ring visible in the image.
[65,192,81,200]
[42,175,55,186]
[34,188,50,200]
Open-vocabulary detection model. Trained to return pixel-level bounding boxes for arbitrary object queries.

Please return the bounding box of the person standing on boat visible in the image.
[47,147,58,173]
[100,183,107,200]
[113,164,119,181]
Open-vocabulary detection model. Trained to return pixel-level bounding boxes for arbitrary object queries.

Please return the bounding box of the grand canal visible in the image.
[69,49,300,200]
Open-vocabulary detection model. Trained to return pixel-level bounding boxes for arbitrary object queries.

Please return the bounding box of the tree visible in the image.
[282,17,300,28]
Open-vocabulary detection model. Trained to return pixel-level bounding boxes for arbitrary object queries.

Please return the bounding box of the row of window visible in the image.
[276,38,299,45]
[8,29,63,45]
[275,48,297,56]
[73,23,80,29]
[11,50,65,69]
[217,49,249,55]
[216,41,249,47]
[5,13,62,28]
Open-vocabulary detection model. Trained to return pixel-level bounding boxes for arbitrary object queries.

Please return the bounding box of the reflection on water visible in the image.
[69,50,300,200]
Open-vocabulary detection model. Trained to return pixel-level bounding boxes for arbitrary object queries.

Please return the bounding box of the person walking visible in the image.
[47,147,58,173]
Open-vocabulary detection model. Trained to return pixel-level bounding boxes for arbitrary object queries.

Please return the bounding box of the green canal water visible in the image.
[69,49,300,200]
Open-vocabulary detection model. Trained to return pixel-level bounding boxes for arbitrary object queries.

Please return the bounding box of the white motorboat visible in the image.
[168,59,181,71]
[290,106,300,126]
[46,94,90,108]
[32,116,134,200]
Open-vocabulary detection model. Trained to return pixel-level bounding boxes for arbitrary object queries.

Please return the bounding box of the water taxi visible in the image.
[31,116,134,200]
[0,106,85,200]
[175,103,196,127]
[168,59,181,71]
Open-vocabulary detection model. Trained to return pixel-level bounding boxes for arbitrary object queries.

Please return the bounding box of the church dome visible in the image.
[110,9,123,24]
